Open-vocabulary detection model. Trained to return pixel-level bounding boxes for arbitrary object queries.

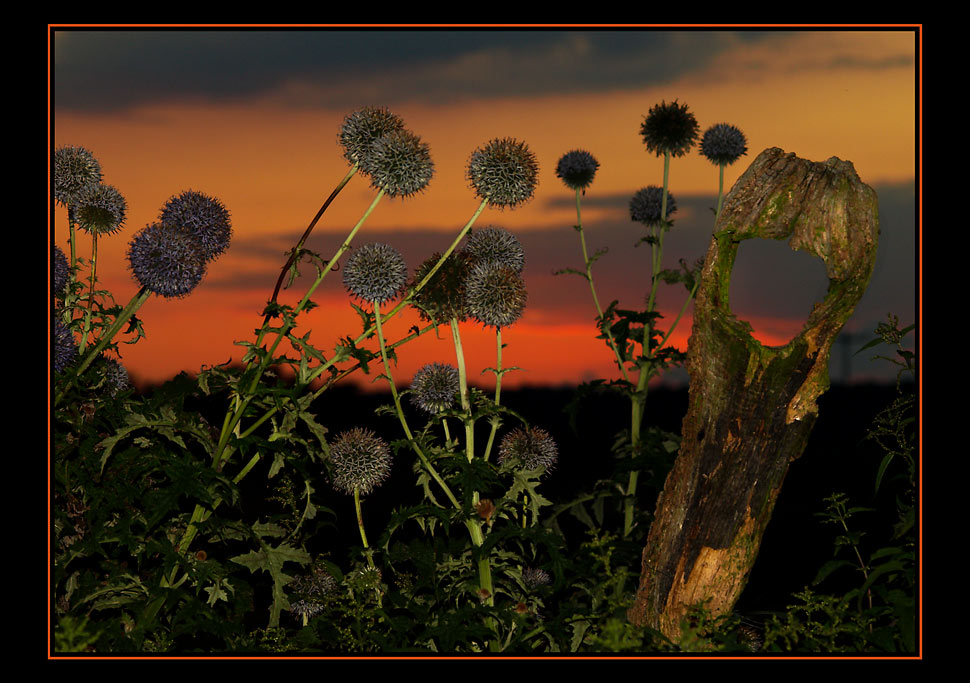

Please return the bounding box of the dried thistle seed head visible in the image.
[555,149,600,191]
[53,317,78,373]
[466,137,539,209]
[54,145,103,207]
[464,261,527,329]
[339,106,407,166]
[53,245,69,295]
[127,222,207,299]
[327,427,393,496]
[639,99,700,158]
[498,426,558,475]
[410,250,474,323]
[475,498,496,523]
[410,362,460,414]
[359,128,435,199]
[342,242,408,304]
[700,122,748,166]
[159,189,232,263]
[74,183,128,236]
[466,226,525,273]
[629,186,677,227]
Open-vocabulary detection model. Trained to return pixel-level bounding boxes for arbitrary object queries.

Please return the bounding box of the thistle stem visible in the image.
[574,187,630,383]
[354,487,382,608]
[482,327,503,463]
[375,300,462,511]
[56,285,152,405]
[624,150,671,537]
[78,233,99,351]
[451,318,475,464]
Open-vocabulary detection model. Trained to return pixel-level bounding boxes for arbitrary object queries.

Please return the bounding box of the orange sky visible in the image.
[51,28,918,390]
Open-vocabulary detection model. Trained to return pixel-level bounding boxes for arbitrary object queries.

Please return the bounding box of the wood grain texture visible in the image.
[627,147,879,641]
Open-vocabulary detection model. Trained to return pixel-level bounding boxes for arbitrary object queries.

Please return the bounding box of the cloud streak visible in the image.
[53,29,786,113]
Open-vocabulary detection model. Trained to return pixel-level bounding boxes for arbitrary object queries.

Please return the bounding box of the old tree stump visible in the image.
[627,147,880,641]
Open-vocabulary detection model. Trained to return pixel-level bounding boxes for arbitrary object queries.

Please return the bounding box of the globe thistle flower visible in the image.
[639,100,700,158]
[629,186,677,227]
[410,250,474,323]
[555,149,600,191]
[342,242,408,305]
[522,566,552,590]
[467,137,539,209]
[74,183,128,236]
[410,362,460,415]
[100,357,132,395]
[328,427,393,496]
[349,565,383,592]
[498,426,558,475]
[700,123,748,166]
[54,145,102,207]
[464,261,527,329]
[289,564,338,621]
[159,189,232,263]
[358,128,434,199]
[339,106,407,166]
[127,222,207,299]
[466,226,525,273]
[53,317,77,372]
[53,245,69,295]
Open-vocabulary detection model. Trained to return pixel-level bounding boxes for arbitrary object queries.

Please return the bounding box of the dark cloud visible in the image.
[52,28,778,113]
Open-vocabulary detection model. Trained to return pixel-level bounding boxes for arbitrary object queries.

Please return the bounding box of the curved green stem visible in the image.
[56,285,152,405]
[374,300,462,511]
[260,163,359,330]
[482,327,503,463]
[451,318,475,464]
[353,487,382,608]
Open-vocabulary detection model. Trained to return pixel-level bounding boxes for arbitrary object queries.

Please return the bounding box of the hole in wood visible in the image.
[728,239,830,347]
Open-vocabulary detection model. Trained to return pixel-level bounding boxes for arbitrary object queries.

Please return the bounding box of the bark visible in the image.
[627,147,880,641]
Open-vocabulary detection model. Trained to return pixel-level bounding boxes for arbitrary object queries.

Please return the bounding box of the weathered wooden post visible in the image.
[627,147,880,641]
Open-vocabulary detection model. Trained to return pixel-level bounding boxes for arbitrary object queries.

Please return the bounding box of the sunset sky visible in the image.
[50,26,919,391]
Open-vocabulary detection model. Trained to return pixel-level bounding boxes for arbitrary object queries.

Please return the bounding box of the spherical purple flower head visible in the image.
[328,427,393,496]
[639,100,700,158]
[159,190,232,263]
[100,357,132,395]
[358,128,435,199]
[467,138,539,209]
[466,226,525,274]
[74,183,128,236]
[629,186,677,228]
[555,149,600,191]
[53,245,69,295]
[410,250,474,323]
[410,362,460,415]
[53,317,77,372]
[522,566,552,590]
[464,261,527,329]
[498,426,558,475]
[339,106,407,166]
[127,222,206,298]
[54,145,102,208]
[342,242,408,305]
[700,123,748,167]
